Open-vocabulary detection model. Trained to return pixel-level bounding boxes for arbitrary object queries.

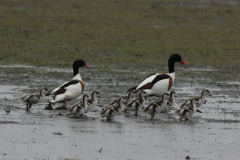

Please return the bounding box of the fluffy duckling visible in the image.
[20,88,49,112]
[163,91,177,113]
[84,91,100,113]
[102,90,135,111]
[94,98,126,121]
[143,93,172,120]
[193,89,212,108]
[180,89,212,113]
[181,89,212,109]
[67,95,89,117]
[175,98,198,120]
[123,91,148,116]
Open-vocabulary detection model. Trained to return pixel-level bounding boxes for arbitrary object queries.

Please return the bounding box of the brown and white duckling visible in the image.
[67,95,89,117]
[175,98,198,120]
[94,97,126,121]
[84,91,100,113]
[102,90,135,111]
[123,91,148,116]
[193,89,212,108]
[20,88,49,112]
[164,91,177,113]
[143,93,173,120]
[180,89,212,112]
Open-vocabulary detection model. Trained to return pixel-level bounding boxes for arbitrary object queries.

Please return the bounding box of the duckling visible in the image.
[143,93,173,120]
[181,89,212,108]
[180,89,212,113]
[175,98,198,120]
[85,91,100,113]
[102,90,135,111]
[161,91,177,114]
[94,97,126,121]
[123,91,148,116]
[67,95,89,118]
[164,91,177,113]
[20,88,49,112]
[76,91,101,113]
[193,89,212,108]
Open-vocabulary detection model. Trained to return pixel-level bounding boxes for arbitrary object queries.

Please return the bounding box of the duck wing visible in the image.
[137,74,171,90]
[50,80,81,95]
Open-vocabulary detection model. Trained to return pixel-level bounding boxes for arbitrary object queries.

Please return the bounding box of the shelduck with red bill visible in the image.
[127,54,186,97]
[45,60,91,110]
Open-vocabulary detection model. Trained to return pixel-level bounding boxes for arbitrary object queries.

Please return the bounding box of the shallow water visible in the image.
[0,65,240,160]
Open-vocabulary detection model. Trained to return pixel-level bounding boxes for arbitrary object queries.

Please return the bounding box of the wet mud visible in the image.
[0,65,240,160]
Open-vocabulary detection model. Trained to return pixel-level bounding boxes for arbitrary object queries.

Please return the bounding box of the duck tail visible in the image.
[127,85,137,92]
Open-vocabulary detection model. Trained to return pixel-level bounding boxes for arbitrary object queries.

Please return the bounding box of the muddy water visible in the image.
[0,65,240,160]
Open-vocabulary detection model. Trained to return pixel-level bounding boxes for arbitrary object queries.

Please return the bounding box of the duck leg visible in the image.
[134,102,139,116]
[150,114,155,121]
[123,108,128,113]
[55,98,68,110]
[26,104,29,112]
[64,98,68,108]
[107,110,113,121]
[29,104,32,109]
[150,106,156,120]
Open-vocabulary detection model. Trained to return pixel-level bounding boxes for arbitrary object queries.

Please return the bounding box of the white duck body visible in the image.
[68,95,89,117]
[136,73,175,97]
[143,93,172,120]
[127,54,186,97]
[100,98,126,121]
[21,88,49,112]
[50,74,84,103]
[175,98,197,120]
[47,60,91,109]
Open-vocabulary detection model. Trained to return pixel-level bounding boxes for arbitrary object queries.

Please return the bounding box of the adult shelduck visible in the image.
[46,60,91,110]
[127,54,186,97]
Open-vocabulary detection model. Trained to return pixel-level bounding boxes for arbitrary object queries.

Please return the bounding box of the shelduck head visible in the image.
[82,94,89,103]
[126,90,135,100]
[92,91,101,99]
[73,60,91,76]
[40,88,49,96]
[201,89,212,97]
[169,54,187,65]
[169,91,177,99]
[162,93,173,102]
